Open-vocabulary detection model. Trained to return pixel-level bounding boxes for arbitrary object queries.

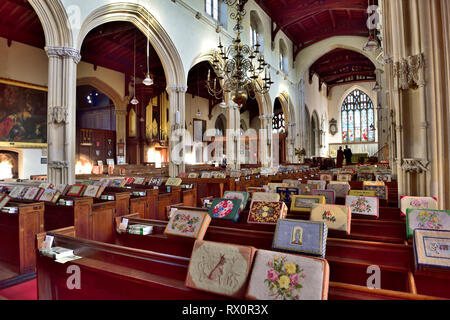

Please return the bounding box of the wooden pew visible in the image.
[8,196,115,243]
[164,205,406,244]
[35,232,220,300]
[111,215,449,300]
[0,201,44,275]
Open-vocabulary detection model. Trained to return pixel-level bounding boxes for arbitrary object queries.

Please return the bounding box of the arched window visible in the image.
[215,114,226,136]
[279,39,288,73]
[273,98,285,133]
[205,0,219,21]
[272,113,285,133]
[341,89,375,143]
[250,11,264,53]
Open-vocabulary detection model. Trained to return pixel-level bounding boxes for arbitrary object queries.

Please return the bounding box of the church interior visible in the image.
[0,0,449,301]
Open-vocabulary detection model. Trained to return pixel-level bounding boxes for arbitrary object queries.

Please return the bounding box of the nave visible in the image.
[0,0,449,302]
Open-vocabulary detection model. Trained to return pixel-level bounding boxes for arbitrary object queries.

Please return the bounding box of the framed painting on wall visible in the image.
[0,78,48,148]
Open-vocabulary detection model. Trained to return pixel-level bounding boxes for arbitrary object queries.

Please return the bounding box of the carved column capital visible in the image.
[166,84,187,94]
[393,53,425,90]
[401,158,430,173]
[45,46,81,64]
[48,161,69,169]
[48,106,68,124]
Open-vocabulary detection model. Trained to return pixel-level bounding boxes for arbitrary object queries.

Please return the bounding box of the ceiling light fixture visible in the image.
[363,0,380,52]
[143,28,154,86]
[207,0,273,108]
[131,32,139,105]
[373,80,382,91]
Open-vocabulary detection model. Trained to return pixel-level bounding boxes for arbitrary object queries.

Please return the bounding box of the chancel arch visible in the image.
[76,2,186,176]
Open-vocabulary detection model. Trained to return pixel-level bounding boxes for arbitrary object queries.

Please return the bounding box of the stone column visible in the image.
[167,85,187,177]
[298,79,307,152]
[287,122,296,163]
[115,106,128,161]
[259,114,274,167]
[224,101,237,169]
[233,104,241,169]
[45,46,80,185]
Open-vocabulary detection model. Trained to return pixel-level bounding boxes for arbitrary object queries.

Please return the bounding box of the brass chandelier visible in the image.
[206,0,273,108]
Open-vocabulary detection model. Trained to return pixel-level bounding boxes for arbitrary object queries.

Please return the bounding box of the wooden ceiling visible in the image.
[0,1,166,93]
[81,21,166,91]
[309,48,376,91]
[2,0,376,94]
[0,0,45,48]
[256,0,377,54]
[255,0,377,89]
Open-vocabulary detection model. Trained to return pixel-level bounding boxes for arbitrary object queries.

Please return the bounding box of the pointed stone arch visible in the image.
[76,2,186,88]
[76,77,125,111]
[28,0,73,48]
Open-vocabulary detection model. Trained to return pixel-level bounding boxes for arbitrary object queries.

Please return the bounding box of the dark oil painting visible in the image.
[0,80,47,143]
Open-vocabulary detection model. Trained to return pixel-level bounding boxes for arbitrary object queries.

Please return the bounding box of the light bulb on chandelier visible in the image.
[206,0,273,108]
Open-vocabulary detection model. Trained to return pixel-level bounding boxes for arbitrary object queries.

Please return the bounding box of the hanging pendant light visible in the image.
[363,0,379,52]
[373,80,382,91]
[143,28,154,86]
[131,32,139,105]
[363,34,379,52]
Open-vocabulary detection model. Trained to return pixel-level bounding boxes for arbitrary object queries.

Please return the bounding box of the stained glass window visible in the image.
[272,113,285,133]
[341,89,375,143]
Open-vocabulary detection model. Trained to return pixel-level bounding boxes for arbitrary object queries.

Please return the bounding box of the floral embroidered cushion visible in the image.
[337,174,352,182]
[290,195,326,213]
[311,190,336,204]
[186,240,256,298]
[413,229,450,270]
[223,191,250,211]
[282,179,300,187]
[319,173,334,181]
[357,173,374,182]
[308,180,327,190]
[148,177,163,187]
[310,204,352,234]
[406,209,450,239]
[251,192,280,203]
[164,210,211,240]
[165,178,182,186]
[297,184,313,195]
[400,196,439,217]
[349,190,376,197]
[246,250,329,300]
[272,219,328,258]
[345,196,379,218]
[188,172,199,178]
[363,181,385,187]
[327,183,351,198]
[248,201,288,225]
[375,174,392,182]
[208,199,242,222]
[267,183,289,193]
